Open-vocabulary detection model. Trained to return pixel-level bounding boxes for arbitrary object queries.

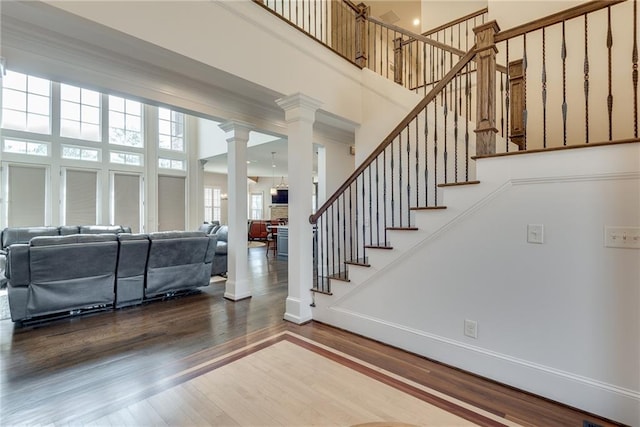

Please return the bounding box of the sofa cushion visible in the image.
[2,226,59,249]
[197,223,215,234]
[79,225,124,234]
[30,234,117,246]
[59,226,80,235]
[215,240,228,255]
[215,225,228,242]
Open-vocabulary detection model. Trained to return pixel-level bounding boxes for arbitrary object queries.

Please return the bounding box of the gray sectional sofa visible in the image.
[197,222,228,277]
[3,227,217,324]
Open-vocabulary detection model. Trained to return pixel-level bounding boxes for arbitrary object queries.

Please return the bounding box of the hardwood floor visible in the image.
[0,247,625,426]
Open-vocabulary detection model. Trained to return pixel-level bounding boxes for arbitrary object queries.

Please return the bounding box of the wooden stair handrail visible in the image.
[368,16,467,58]
[422,7,488,37]
[495,0,627,42]
[342,0,360,14]
[309,47,477,224]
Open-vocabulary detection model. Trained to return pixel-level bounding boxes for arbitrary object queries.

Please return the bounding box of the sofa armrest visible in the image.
[6,243,30,285]
[204,235,218,264]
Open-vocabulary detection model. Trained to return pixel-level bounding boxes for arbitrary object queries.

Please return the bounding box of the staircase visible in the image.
[256,1,639,425]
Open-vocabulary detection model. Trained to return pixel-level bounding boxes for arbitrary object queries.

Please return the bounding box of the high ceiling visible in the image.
[367,0,422,32]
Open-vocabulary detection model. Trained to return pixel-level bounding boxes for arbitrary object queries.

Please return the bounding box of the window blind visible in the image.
[113,173,141,233]
[65,169,97,225]
[158,175,185,231]
[8,165,47,226]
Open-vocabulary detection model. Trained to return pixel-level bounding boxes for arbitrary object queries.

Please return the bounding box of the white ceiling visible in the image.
[204,136,288,177]
[368,0,422,32]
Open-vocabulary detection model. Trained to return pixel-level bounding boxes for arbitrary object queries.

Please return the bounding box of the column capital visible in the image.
[218,120,252,143]
[275,93,323,123]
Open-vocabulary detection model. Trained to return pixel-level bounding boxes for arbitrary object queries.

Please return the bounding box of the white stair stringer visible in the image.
[310,142,640,427]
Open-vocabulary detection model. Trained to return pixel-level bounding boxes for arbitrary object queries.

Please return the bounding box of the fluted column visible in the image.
[276,93,322,324]
[219,120,252,301]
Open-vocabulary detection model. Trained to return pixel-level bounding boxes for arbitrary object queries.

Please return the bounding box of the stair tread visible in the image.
[387,227,419,231]
[364,245,394,250]
[410,206,447,211]
[310,287,333,295]
[344,260,371,267]
[327,272,350,282]
[438,180,480,187]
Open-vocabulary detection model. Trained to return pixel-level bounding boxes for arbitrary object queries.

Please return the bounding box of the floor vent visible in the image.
[583,421,603,427]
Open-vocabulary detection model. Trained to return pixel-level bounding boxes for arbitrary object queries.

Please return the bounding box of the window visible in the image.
[158,107,184,151]
[109,95,143,147]
[110,150,143,166]
[204,187,221,223]
[158,157,184,170]
[1,70,51,134]
[60,83,101,141]
[61,145,100,162]
[2,138,49,156]
[249,192,263,220]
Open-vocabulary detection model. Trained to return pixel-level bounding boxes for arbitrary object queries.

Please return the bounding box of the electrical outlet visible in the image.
[464,319,478,339]
[604,226,640,249]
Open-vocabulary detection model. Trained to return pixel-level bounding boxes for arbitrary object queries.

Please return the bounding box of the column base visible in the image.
[224,279,252,301]
[283,296,313,324]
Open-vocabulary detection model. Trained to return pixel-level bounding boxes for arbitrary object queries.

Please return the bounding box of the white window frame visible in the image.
[59,83,102,142]
[1,161,52,227]
[1,70,52,134]
[61,144,101,162]
[108,95,144,148]
[249,192,263,220]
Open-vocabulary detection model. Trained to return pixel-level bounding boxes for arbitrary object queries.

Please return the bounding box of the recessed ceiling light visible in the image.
[413,18,420,26]
[246,160,251,164]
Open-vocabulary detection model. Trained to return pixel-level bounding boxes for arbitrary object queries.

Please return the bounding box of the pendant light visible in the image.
[270,152,277,196]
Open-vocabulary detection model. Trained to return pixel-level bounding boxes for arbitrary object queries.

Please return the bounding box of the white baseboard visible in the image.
[315,306,639,426]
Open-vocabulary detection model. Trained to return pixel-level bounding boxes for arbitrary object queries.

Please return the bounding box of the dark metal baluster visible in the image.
[342,193,346,277]
[634,0,638,138]
[375,157,380,245]
[409,40,413,90]
[318,216,323,289]
[314,0,317,38]
[398,131,403,227]
[424,105,429,206]
[506,40,510,152]
[415,113,420,208]
[386,27,390,78]
[331,203,335,278]
[562,22,568,146]
[543,27,548,147]
[323,215,328,291]
[501,71,505,141]
[434,91,439,205]
[443,84,449,184]
[383,148,387,244]
[361,173,366,261]
[465,62,470,180]
[583,17,589,143]
[523,33,528,150]
[607,6,614,140]
[336,196,341,278]
[454,74,459,182]
[391,138,395,227]
[354,176,359,262]
[349,185,353,261]
[406,124,411,225]
[450,28,454,106]
[368,165,372,246]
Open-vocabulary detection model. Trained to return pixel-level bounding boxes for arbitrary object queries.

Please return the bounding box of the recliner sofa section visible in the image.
[5,231,217,323]
[6,234,119,322]
[0,225,132,287]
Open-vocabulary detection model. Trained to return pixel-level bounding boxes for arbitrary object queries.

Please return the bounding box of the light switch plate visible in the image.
[527,224,544,244]
[605,226,640,249]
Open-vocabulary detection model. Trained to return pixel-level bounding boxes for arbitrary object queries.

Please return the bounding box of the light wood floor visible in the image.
[0,247,626,426]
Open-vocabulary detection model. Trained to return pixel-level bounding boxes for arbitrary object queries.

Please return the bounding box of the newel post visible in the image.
[473,21,500,155]
[355,3,369,67]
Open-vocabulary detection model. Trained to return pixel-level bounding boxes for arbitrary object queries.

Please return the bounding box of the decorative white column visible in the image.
[219,121,252,301]
[276,93,322,324]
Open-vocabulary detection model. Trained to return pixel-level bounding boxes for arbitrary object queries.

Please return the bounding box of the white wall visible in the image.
[46,0,363,125]
[421,1,487,32]
[314,142,640,425]
[488,0,579,29]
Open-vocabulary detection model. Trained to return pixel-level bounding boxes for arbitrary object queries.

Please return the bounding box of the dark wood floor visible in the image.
[0,247,625,426]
